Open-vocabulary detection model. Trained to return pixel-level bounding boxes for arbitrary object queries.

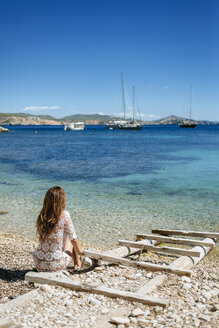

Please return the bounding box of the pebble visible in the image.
[209,305,218,312]
[144,309,150,317]
[154,306,163,313]
[110,317,130,324]
[183,283,192,290]
[130,316,138,323]
[101,308,109,314]
[89,297,101,306]
[199,314,211,322]
[39,284,52,293]
[138,318,149,324]
[94,266,104,272]
[146,272,153,279]
[131,308,144,317]
[181,276,191,283]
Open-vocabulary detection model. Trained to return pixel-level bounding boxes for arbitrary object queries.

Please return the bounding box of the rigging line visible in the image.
[124,84,133,118]
[135,94,141,121]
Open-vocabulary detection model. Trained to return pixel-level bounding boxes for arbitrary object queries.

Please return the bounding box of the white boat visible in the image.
[105,75,142,130]
[64,122,85,131]
[118,75,143,130]
[105,119,128,129]
[179,86,197,128]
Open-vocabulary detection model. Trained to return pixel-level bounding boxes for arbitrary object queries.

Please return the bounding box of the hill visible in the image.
[0,113,218,125]
[63,113,119,123]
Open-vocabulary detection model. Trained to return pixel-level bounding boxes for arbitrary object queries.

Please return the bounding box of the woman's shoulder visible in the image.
[61,209,71,220]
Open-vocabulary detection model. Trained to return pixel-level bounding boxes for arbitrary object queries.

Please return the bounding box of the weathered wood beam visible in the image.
[84,250,191,276]
[136,237,215,296]
[0,289,40,314]
[25,272,168,307]
[104,239,159,258]
[152,229,219,240]
[118,240,200,257]
[136,234,214,247]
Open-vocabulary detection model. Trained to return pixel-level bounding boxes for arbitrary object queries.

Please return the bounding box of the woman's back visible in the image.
[33,210,77,271]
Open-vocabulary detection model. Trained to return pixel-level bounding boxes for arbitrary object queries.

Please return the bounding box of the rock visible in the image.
[146,272,152,279]
[125,274,136,280]
[144,309,150,317]
[34,283,40,288]
[202,291,212,300]
[138,318,149,324]
[183,283,192,290]
[94,266,104,272]
[199,315,211,322]
[89,297,101,306]
[154,306,163,313]
[90,316,97,322]
[209,305,218,312]
[130,316,138,323]
[39,284,52,293]
[193,319,201,327]
[81,256,93,269]
[110,317,130,324]
[181,276,191,283]
[101,308,109,314]
[131,308,144,317]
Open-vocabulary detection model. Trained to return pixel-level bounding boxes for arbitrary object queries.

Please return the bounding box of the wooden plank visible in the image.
[118,240,200,257]
[0,289,40,314]
[136,234,214,247]
[84,250,191,276]
[105,239,160,258]
[152,229,219,239]
[169,237,215,268]
[25,271,168,307]
[136,237,215,297]
[136,274,166,296]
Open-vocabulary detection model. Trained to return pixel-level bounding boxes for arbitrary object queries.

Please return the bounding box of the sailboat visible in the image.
[118,75,142,130]
[105,75,142,130]
[179,86,197,128]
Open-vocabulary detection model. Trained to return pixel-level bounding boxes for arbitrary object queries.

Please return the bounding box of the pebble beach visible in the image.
[0,233,218,328]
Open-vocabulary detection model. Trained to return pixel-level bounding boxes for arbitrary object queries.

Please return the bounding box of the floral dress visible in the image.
[33,210,77,272]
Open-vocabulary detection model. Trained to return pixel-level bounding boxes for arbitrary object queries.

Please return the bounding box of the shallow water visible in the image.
[0,125,218,248]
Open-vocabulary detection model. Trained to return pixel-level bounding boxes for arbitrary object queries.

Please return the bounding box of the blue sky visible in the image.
[0,0,218,120]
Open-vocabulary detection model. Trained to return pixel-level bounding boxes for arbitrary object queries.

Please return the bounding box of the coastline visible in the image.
[0,232,218,327]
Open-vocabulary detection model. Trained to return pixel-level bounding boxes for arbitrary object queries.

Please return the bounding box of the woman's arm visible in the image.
[71,238,84,270]
[71,238,84,255]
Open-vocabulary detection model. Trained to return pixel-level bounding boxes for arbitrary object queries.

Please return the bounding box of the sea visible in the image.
[0,125,218,249]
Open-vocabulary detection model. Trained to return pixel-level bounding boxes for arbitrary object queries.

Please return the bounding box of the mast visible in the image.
[121,73,126,120]
[132,86,135,122]
[189,85,193,120]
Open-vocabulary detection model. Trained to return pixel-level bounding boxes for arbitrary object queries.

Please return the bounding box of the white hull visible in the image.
[64,122,85,131]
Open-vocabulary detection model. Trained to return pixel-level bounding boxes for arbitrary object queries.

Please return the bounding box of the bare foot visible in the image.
[74,263,81,270]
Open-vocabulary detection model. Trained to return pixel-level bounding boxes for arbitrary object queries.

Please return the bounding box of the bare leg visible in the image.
[64,237,81,269]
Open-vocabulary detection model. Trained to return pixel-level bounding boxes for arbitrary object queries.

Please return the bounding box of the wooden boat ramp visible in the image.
[25,228,218,308]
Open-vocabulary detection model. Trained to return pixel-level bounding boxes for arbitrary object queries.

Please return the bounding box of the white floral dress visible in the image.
[33,210,77,272]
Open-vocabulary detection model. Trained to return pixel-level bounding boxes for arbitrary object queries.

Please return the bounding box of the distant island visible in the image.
[0,113,218,126]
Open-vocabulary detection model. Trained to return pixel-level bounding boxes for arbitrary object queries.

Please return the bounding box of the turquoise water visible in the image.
[0,125,218,248]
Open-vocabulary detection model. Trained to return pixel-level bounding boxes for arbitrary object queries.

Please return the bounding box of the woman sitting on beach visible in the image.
[33,186,84,272]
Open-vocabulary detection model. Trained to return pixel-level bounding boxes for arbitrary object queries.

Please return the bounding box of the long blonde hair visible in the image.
[36,186,66,242]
